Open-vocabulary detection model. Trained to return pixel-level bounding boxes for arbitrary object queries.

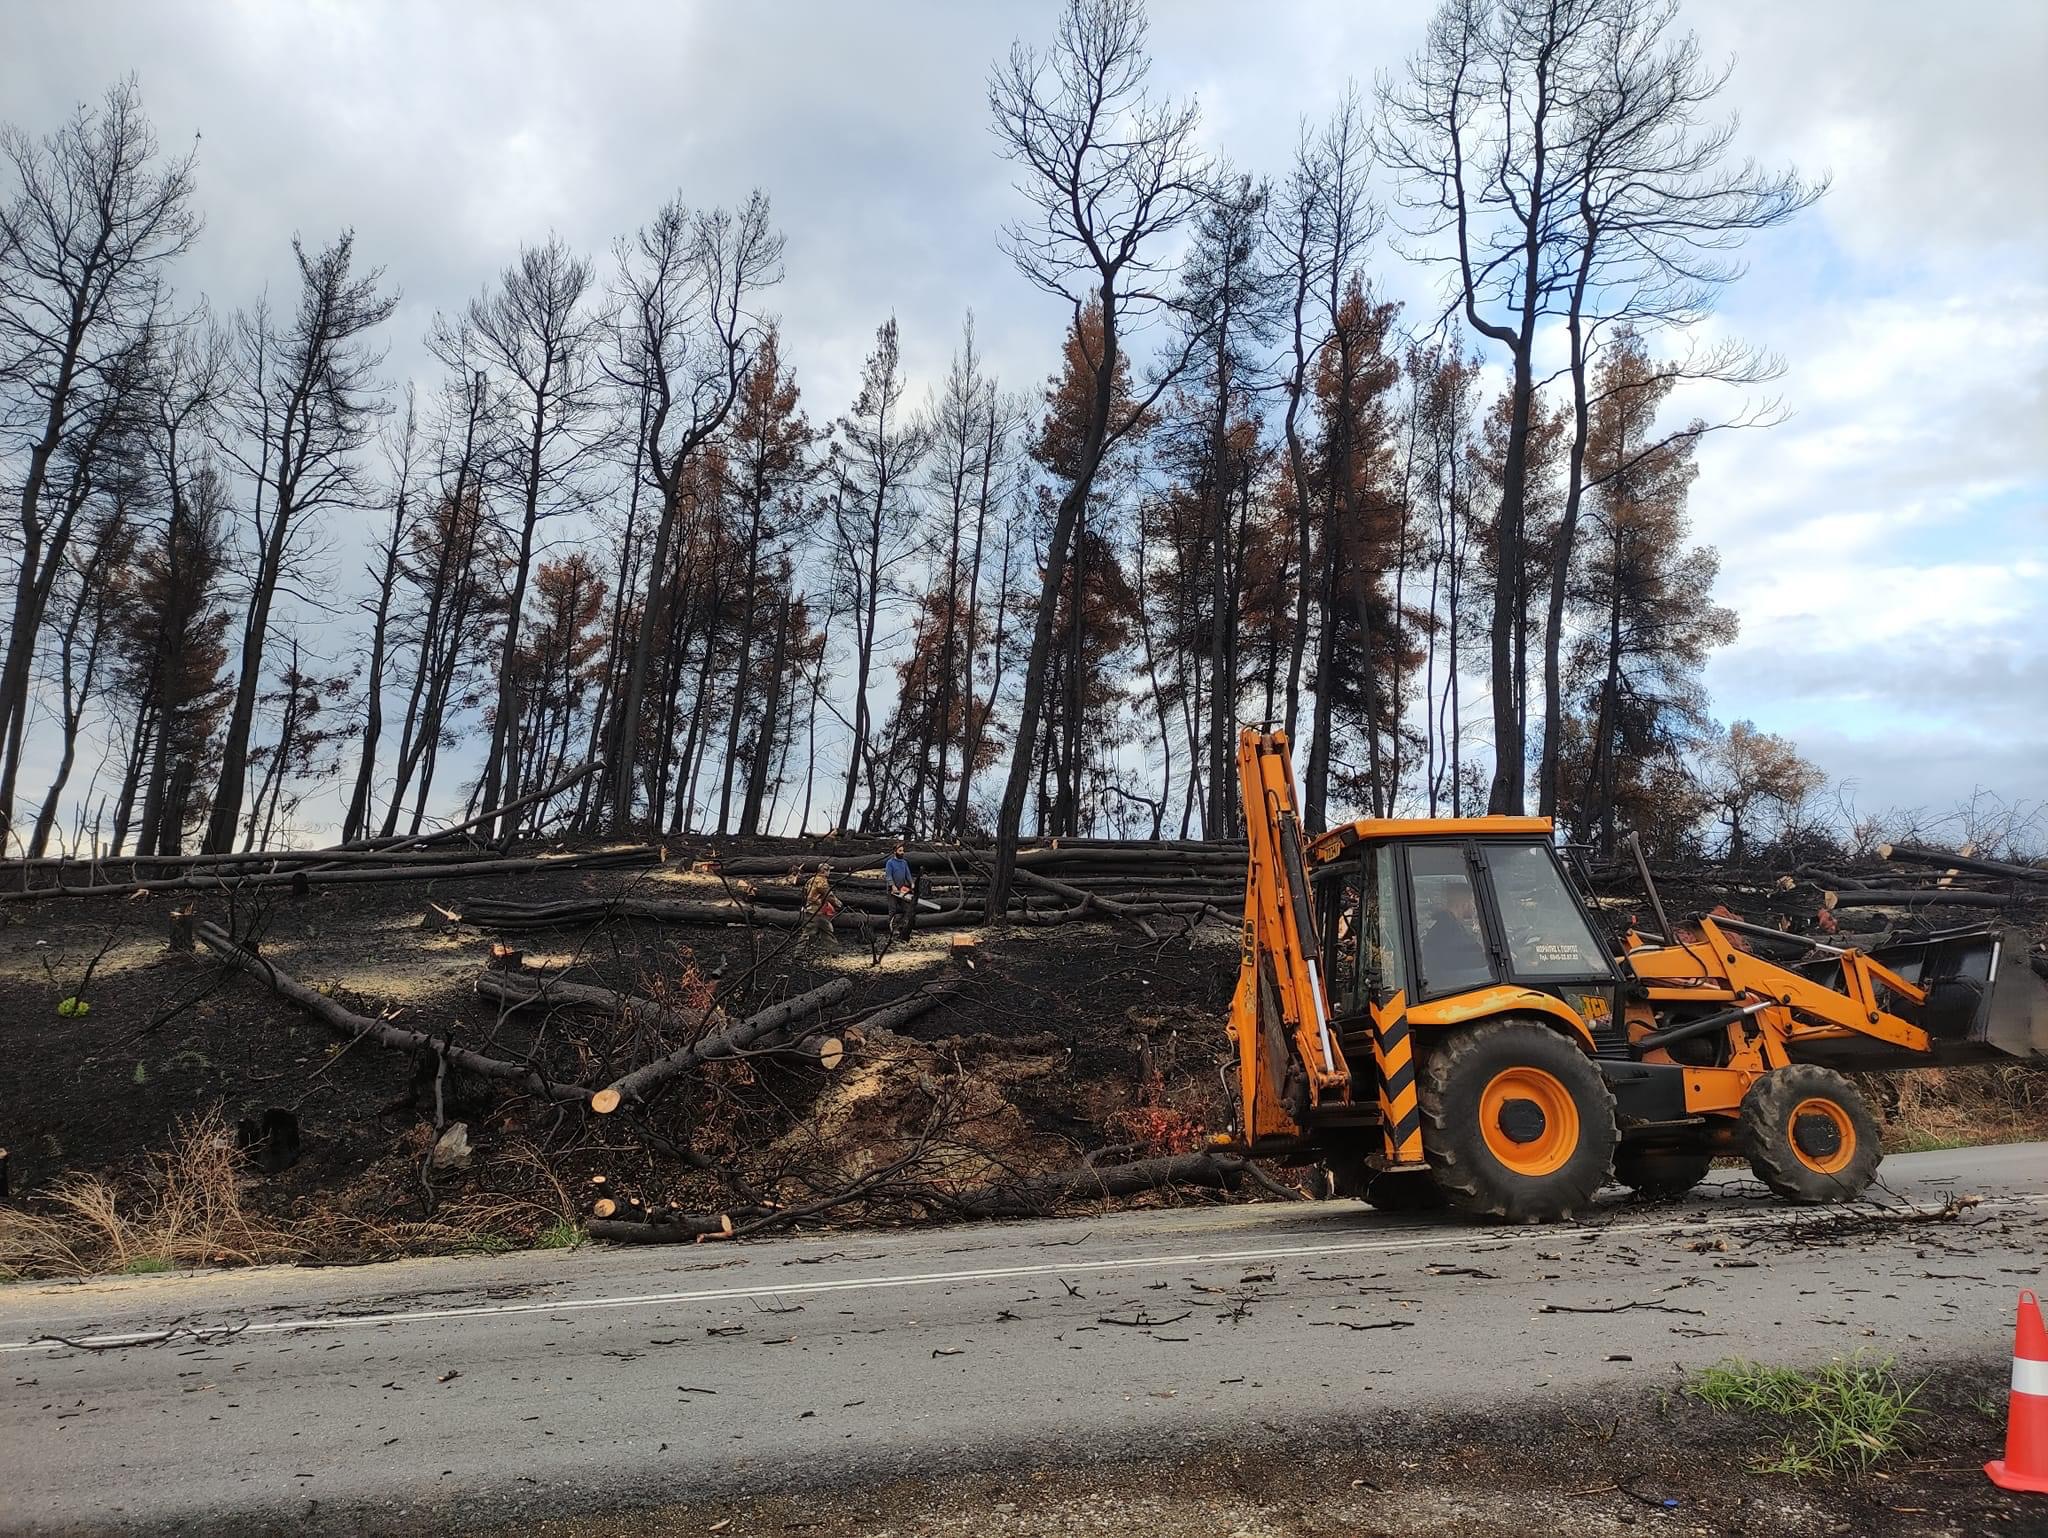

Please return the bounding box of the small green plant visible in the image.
[455,1232,514,1256]
[536,1221,583,1251]
[131,1061,149,1085]
[1687,1354,1922,1475]
[119,1256,171,1274]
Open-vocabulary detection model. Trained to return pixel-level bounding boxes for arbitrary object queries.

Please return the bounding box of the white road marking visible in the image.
[5,1193,2041,1356]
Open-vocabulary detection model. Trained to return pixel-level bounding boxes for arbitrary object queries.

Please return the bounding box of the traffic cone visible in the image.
[1987,1290,2048,1495]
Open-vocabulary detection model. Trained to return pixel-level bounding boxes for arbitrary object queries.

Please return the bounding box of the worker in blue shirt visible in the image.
[883,840,916,939]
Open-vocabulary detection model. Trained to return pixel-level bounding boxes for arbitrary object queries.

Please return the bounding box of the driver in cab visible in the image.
[1421,883,1489,989]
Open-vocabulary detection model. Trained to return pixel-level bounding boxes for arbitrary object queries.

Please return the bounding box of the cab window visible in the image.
[1361,842,1408,1006]
[1409,843,1494,997]
[1317,862,1363,1012]
[1487,843,1610,978]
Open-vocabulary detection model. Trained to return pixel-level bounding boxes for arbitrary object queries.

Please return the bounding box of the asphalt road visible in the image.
[2,1144,2042,1536]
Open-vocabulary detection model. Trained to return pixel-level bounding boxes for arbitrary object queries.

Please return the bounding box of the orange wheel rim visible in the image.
[1788,1097,1855,1174]
[1478,1066,1581,1177]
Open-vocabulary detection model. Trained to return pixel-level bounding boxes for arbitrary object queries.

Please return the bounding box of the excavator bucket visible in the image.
[1867,926,2048,1062]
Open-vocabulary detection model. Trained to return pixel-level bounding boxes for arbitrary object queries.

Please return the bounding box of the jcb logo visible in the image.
[1577,994,1611,1021]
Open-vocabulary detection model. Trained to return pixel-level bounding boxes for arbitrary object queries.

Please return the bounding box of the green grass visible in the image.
[1893,1130,1971,1154]
[1686,1355,1922,1475]
[536,1221,583,1251]
[118,1256,171,1275]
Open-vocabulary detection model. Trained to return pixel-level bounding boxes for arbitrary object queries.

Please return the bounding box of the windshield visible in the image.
[1488,843,1610,978]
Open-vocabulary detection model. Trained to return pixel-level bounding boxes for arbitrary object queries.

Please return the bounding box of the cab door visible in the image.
[1472,840,1626,1053]
[1315,842,1424,1160]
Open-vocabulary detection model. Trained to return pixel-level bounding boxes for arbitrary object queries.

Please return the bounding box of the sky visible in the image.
[3,0,2043,837]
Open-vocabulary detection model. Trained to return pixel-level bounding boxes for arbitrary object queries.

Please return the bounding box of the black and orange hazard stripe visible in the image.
[1372,1003,1425,1164]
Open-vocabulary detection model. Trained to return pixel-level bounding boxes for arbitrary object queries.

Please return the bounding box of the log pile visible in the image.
[2,761,615,900]
[454,838,1250,939]
[1588,840,2048,935]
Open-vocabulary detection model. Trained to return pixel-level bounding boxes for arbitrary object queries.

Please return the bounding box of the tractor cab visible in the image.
[1306,818,1624,1062]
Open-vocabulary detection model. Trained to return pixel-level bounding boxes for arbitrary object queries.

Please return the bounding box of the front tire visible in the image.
[1739,1065,1880,1202]
[1420,1019,1618,1222]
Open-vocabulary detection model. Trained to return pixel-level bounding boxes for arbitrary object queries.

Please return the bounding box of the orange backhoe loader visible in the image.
[1223,728,2047,1222]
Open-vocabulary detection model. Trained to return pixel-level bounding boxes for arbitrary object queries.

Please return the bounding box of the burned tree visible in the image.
[604,192,783,829]
[0,79,198,851]
[202,234,394,852]
[828,317,929,834]
[1533,0,1820,821]
[380,346,496,838]
[1379,0,1606,814]
[715,325,816,835]
[984,0,1205,911]
[465,237,609,840]
[341,389,420,843]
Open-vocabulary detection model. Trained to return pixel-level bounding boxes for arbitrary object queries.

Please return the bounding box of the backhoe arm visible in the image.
[1226,730,1350,1148]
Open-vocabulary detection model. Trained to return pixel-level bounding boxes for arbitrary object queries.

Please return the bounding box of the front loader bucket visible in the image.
[1870,926,2048,1061]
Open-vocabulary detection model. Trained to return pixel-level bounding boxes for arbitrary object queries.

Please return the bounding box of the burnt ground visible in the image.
[0,842,1244,1258]
[455,1362,2032,1538]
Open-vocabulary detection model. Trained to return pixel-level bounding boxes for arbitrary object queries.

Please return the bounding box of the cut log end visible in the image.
[591,1197,617,1219]
[813,1035,845,1072]
[589,1087,622,1116]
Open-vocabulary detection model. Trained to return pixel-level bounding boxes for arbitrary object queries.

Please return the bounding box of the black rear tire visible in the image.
[1613,1145,1713,1199]
[1361,1168,1447,1212]
[1320,1156,1446,1212]
[1739,1064,1881,1202]
[1420,1018,1617,1223]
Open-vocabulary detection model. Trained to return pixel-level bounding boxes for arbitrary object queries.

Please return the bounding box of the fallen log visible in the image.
[1826,888,2015,910]
[193,922,592,1104]
[472,967,731,1035]
[1015,846,1244,873]
[4,844,510,876]
[1002,865,1161,939]
[774,1032,848,1071]
[588,1212,753,1242]
[459,894,810,930]
[583,1153,1262,1243]
[846,979,962,1036]
[475,966,843,1072]
[929,1152,1254,1217]
[588,976,853,1114]
[5,846,658,902]
[457,894,972,933]
[1878,843,2048,886]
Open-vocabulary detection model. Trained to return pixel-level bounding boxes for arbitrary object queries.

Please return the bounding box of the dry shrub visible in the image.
[1104,1103,1206,1157]
[1862,1064,2048,1152]
[0,1108,305,1280]
[0,1113,577,1280]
